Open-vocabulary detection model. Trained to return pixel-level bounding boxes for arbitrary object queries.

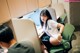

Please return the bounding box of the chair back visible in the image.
[62,23,75,41]
[11,18,42,53]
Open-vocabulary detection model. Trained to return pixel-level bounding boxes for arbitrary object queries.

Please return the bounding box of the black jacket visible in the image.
[8,41,35,53]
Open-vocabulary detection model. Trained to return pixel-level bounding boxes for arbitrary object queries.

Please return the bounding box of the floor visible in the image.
[69,26,80,53]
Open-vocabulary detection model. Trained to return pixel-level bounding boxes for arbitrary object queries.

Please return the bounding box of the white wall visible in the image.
[52,0,80,26]
[58,0,70,23]
[51,0,70,23]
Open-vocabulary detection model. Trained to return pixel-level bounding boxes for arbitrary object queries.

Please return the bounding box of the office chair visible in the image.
[49,23,75,53]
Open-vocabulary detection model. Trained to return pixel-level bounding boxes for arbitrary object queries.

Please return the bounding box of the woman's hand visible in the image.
[57,33,62,42]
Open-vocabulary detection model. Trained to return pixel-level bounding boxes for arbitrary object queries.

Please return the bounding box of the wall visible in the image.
[0,0,52,24]
[39,0,51,8]
[52,0,80,26]
[51,0,70,23]
[58,0,80,25]
[0,0,11,24]
[70,2,80,26]
[58,0,70,23]
[7,0,27,18]
[51,0,58,4]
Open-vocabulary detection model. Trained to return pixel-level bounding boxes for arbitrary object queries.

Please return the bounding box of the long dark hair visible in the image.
[40,9,52,27]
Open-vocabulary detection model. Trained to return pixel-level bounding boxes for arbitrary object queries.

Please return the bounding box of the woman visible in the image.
[40,9,64,51]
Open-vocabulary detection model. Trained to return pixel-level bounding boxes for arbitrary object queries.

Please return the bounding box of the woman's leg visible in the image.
[41,44,48,53]
[40,33,52,52]
[49,34,62,45]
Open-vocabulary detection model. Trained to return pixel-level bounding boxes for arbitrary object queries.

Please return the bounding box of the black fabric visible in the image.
[41,33,53,50]
[8,42,35,53]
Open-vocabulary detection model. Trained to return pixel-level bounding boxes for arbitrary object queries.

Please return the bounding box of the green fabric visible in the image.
[60,13,67,23]
[50,45,64,53]
[62,23,75,41]
[50,23,75,53]
[61,39,70,49]
[50,39,70,53]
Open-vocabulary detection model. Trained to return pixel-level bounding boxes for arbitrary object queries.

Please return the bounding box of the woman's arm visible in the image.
[37,27,44,38]
[57,23,64,34]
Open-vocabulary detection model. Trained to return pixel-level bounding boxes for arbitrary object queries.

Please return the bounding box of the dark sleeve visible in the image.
[25,44,35,53]
[8,41,35,53]
[20,41,35,53]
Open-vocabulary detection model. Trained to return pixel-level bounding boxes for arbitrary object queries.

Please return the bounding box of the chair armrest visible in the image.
[49,39,71,53]
[61,39,70,49]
